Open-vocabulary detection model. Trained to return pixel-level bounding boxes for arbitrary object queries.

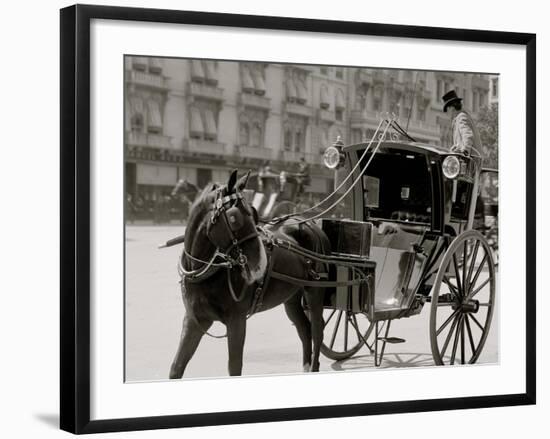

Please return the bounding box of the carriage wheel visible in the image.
[320,310,375,361]
[430,230,496,365]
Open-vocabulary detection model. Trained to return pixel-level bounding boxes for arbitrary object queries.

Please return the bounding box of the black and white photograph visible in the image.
[124,57,500,381]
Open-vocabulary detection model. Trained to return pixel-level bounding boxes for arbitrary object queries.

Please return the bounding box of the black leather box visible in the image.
[322,219,372,258]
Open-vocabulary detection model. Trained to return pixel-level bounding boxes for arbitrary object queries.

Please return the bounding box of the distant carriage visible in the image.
[244,169,311,220]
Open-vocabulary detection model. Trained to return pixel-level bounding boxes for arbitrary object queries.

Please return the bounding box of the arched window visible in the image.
[320,85,330,110]
[284,127,292,150]
[131,113,144,132]
[251,123,262,147]
[239,122,250,146]
[295,129,303,151]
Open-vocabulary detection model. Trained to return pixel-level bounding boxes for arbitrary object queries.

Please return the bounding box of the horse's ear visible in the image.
[235,170,251,191]
[227,169,238,193]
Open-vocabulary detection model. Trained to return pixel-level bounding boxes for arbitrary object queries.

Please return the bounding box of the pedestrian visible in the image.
[442,90,482,156]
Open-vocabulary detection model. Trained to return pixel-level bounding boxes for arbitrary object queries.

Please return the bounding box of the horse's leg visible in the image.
[304,288,325,372]
[284,291,312,372]
[169,314,211,379]
[226,315,247,376]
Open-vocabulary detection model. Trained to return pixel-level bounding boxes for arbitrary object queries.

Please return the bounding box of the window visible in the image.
[295,130,303,151]
[436,80,442,98]
[239,123,250,146]
[335,68,343,79]
[320,66,328,75]
[417,106,426,122]
[492,78,498,97]
[320,85,330,109]
[131,114,144,132]
[284,128,292,151]
[251,123,262,147]
[335,109,344,122]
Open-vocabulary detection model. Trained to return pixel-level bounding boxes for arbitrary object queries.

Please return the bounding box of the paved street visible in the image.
[125,225,498,382]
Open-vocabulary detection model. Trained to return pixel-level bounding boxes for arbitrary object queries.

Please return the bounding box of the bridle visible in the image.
[179,188,260,299]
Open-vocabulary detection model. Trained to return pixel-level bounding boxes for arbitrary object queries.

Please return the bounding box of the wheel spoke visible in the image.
[462,240,469,292]
[469,314,485,332]
[465,315,476,355]
[323,309,336,328]
[465,241,481,291]
[461,315,465,364]
[344,313,349,351]
[452,252,463,298]
[450,315,462,365]
[467,253,488,296]
[329,311,343,350]
[469,277,491,299]
[443,275,460,297]
[349,313,363,344]
[441,315,460,358]
[436,308,460,336]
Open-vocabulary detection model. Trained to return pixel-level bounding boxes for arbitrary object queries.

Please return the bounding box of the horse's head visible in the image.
[188,170,266,284]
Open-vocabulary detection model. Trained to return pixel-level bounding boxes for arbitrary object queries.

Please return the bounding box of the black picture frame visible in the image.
[60,4,536,434]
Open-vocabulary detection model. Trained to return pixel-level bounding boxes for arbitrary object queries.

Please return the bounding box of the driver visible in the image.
[442,90,481,156]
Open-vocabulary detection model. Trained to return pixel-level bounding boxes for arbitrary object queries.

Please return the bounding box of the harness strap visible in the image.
[269,270,371,288]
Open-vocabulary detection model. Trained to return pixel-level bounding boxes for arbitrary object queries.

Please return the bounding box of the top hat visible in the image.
[442,90,463,112]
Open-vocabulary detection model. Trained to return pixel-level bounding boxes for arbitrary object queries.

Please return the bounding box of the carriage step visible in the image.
[379,337,406,344]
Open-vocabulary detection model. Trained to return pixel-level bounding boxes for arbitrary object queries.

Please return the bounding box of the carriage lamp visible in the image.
[442,155,461,179]
[323,136,345,170]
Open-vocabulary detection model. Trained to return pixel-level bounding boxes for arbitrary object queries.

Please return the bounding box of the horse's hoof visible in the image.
[303,363,311,372]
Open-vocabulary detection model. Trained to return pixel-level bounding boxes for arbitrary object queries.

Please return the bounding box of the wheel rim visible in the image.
[430,230,496,365]
[321,309,375,361]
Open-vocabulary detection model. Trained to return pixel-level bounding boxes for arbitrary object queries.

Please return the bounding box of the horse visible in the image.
[169,170,330,377]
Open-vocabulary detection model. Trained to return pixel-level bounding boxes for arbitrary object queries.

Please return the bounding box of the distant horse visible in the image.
[169,170,329,377]
[171,179,199,203]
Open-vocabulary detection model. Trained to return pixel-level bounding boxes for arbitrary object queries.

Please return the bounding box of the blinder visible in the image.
[206,190,259,255]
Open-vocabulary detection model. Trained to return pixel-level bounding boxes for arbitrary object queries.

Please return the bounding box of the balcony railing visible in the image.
[318,109,335,123]
[126,131,172,149]
[240,93,271,110]
[237,145,274,160]
[471,75,489,90]
[186,138,226,155]
[125,70,168,90]
[188,82,224,101]
[285,102,314,118]
[350,109,379,127]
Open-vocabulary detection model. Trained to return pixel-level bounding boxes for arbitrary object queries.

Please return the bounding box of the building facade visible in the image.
[124,57,491,201]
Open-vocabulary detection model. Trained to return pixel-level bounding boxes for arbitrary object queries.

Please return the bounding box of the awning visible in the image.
[204,61,218,85]
[286,80,297,101]
[252,71,266,96]
[149,58,163,73]
[296,80,307,104]
[190,107,204,137]
[147,100,162,130]
[320,85,330,109]
[191,60,205,81]
[136,164,177,186]
[242,67,254,93]
[132,56,147,70]
[203,109,217,139]
[335,89,345,109]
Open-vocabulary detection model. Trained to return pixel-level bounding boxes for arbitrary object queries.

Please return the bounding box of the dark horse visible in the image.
[169,170,330,377]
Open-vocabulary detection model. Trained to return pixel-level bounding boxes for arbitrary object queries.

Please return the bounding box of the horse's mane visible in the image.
[184,183,221,254]
[189,182,219,213]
